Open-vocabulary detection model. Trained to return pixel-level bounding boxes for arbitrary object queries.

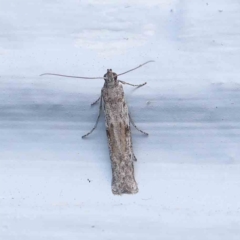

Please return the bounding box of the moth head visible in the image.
[104,69,117,87]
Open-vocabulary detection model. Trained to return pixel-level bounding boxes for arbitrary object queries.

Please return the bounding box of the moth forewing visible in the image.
[102,75,138,195]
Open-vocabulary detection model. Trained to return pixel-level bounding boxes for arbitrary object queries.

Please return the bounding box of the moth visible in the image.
[41,61,154,195]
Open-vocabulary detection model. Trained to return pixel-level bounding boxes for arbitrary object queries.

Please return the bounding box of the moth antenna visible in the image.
[117,60,155,77]
[40,73,104,79]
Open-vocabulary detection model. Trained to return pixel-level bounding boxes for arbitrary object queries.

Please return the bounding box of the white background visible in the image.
[1,0,240,239]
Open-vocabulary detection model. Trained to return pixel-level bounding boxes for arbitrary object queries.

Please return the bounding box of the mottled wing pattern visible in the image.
[102,83,138,195]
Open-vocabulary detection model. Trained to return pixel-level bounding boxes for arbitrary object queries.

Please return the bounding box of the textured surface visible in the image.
[1,0,240,239]
[103,75,138,194]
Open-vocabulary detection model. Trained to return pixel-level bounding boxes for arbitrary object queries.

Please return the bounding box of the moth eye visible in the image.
[110,69,112,71]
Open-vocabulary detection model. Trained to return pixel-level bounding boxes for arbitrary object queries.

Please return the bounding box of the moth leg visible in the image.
[119,80,147,88]
[91,96,101,106]
[133,154,137,161]
[82,96,102,138]
[129,114,149,135]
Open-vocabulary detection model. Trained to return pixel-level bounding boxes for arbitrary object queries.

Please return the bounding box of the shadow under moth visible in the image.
[41,61,154,195]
